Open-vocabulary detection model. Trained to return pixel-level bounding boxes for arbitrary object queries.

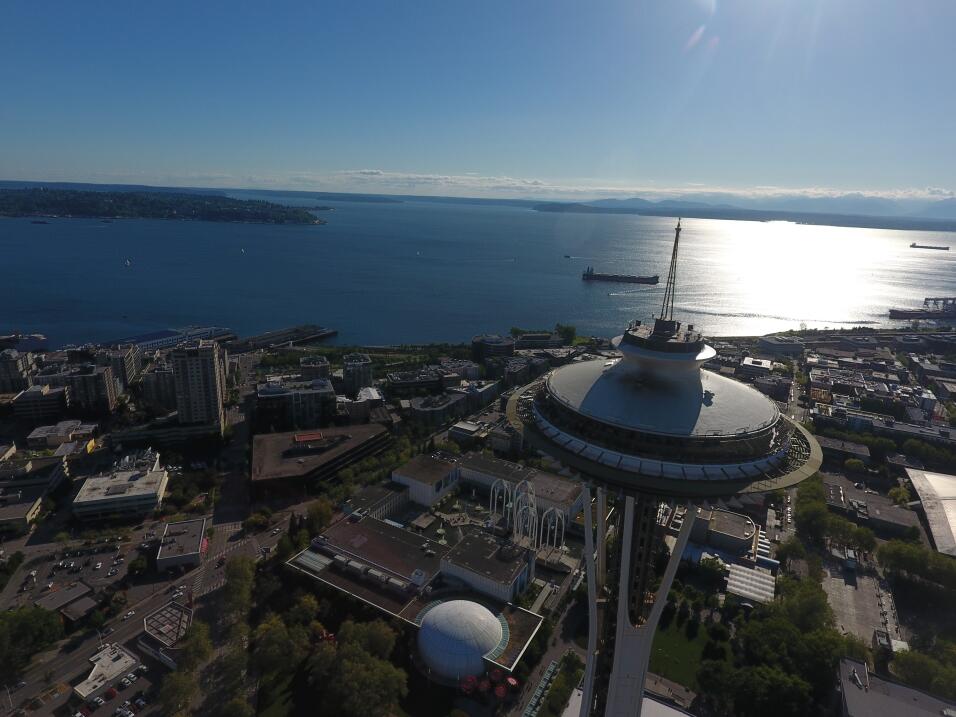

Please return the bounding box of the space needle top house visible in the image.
[506,220,821,717]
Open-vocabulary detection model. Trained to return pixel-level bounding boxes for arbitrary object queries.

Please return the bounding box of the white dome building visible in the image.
[417,600,504,682]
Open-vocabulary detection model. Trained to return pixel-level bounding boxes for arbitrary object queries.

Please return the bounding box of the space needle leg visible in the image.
[596,486,607,590]
[604,498,696,717]
[578,484,599,717]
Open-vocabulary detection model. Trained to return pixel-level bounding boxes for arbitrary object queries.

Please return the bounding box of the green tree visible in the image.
[157,671,198,717]
[306,498,333,535]
[337,619,397,660]
[795,501,830,545]
[252,614,308,675]
[734,665,812,717]
[219,698,254,717]
[306,640,338,684]
[128,555,148,576]
[178,620,213,671]
[775,536,806,568]
[0,606,64,677]
[286,594,320,626]
[844,458,866,474]
[888,485,912,506]
[328,643,408,717]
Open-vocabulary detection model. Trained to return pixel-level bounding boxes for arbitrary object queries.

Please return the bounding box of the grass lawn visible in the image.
[648,619,710,691]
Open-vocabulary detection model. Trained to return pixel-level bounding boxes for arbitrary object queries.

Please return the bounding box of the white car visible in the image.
[94,562,102,570]
[122,610,135,620]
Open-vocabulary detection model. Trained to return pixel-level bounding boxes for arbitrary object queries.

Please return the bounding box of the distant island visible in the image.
[0,188,325,224]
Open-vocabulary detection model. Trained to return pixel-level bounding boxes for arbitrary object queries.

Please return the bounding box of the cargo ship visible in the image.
[889,297,956,320]
[910,242,949,250]
[582,266,659,284]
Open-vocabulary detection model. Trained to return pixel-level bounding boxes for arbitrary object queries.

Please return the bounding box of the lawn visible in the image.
[648,619,710,690]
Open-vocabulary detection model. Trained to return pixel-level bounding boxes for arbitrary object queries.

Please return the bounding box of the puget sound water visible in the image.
[2,196,955,347]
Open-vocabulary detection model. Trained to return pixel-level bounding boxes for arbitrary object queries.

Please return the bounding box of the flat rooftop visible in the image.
[0,484,45,521]
[251,425,388,482]
[34,581,92,611]
[143,601,192,648]
[443,531,528,585]
[157,517,207,561]
[393,453,456,487]
[321,515,449,581]
[709,509,756,541]
[74,644,139,700]
[459,453,583,508]
[73,462,167,505]
[906,468,956,556]
[840,658,956,716]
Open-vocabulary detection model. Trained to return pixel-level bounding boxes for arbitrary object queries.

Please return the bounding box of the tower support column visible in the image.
[596,486,607,590]
[604,498,696,717]
[579,484,599,717]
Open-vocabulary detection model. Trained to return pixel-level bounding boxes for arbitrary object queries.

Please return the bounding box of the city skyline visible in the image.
[2,1,955,202]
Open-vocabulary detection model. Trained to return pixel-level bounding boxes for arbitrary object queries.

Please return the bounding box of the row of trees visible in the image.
[251,592,408,717]
[793,474,877,552]
[0,606,63,679]
[877,540,956,591]
[696,578,869,716]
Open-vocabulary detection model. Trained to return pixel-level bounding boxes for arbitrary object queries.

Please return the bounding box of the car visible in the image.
[93,697,105,706]
[107,568,118,577]
[119,678,130,688]
[172,590,184,599]
[126,673,138,682]
[133,698,146,709]
[123,610,136,620]
[136,664,148,674]
[103,626,114,635]
[94,562,102,570]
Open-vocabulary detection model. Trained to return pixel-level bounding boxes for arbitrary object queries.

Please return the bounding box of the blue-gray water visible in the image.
[2,197,955,347]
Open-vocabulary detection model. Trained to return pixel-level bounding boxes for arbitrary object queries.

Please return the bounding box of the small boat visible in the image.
[124,258,132,267]
[563,254,571,259]
[910,242,949,251]
[101,219,113,224]
[31,220,49,225]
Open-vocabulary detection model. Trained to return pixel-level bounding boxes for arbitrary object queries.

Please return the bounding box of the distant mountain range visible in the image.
[579,193,956,220]
[533,192,956,232]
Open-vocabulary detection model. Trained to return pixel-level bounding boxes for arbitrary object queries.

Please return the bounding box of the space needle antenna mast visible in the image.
[658,219,681,323]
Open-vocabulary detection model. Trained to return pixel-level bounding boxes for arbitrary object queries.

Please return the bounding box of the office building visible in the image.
[391,453,458,506]
[72,449,169,521]
[74,644,140,701]
[12,384,70,425]
[172,340,225,430]
[343,353,373,397]
[156,517,208,570]
[0,349,35,393]
[299,354,331,380]
[37,364,117,415]
[141,362,177,411]
[27,420,97,448]
[256,377,336,432]
[472,335,515,362]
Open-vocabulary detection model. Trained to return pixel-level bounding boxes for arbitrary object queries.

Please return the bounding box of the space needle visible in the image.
[506,220,821,716]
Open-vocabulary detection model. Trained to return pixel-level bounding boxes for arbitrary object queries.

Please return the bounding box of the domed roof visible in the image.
[417,600,504,681]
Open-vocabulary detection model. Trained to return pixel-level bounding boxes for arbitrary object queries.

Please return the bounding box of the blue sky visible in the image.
[2,0,954,201]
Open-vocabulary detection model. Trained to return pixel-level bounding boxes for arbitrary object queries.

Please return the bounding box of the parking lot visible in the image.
[9,540,133,611]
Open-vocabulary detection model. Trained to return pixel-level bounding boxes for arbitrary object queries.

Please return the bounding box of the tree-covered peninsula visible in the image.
[0,188,325,224]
